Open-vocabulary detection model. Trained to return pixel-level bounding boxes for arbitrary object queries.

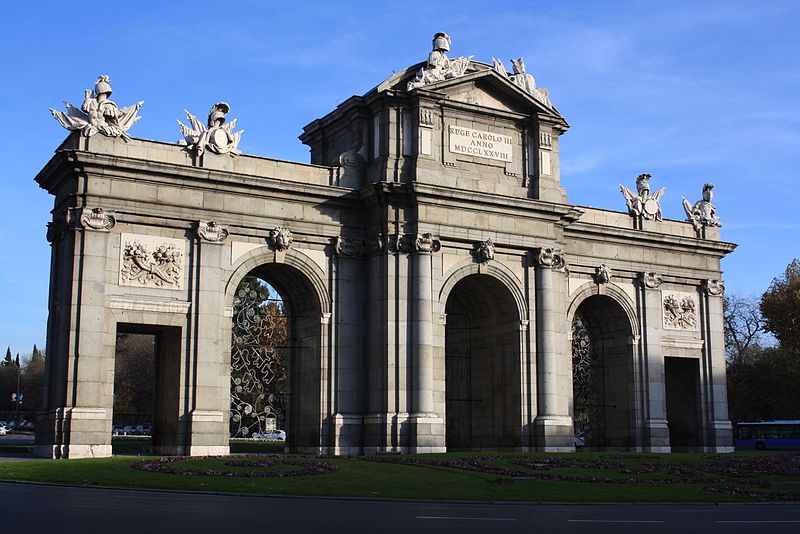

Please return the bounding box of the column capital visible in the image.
[534,247,566,271]
[639,271,663,289]
[398,232,441,254]
[703,279,725,296]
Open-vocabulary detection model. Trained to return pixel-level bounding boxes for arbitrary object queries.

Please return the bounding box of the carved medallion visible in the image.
[197,220,229,243]
[662,291,698,330]
[80,207,116,231]
[268,226,293,251]
[119,234,184,289]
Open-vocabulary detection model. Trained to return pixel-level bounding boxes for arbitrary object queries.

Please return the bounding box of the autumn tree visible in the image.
[760,258,800,352]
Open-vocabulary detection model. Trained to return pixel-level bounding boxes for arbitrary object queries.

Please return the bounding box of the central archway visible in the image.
[444,274,521,450]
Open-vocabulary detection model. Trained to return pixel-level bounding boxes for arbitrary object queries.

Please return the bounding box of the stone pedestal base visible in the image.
[362,412,412,454]
[533,415,574,452]
[704,420,733,453]
[326,413,363,456]
[644,419,671,453]
[34,407,112,459]
[409,413,446,454]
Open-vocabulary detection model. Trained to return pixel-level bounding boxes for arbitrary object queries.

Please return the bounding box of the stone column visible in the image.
[402,233,445,453]
[701,279,733,452]
[532,247,573,451]
[35,207,118,459]
[637,271,671,453]
[183,221,231,456]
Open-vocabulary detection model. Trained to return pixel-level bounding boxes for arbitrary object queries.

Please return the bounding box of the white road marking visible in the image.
[416,516,516,521]
[715,520,800,524]
[569,519,665,523]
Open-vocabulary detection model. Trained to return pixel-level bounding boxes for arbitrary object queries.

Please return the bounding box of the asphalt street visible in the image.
[2,482,799,534]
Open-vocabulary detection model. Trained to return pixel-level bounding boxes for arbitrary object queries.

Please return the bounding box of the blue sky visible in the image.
[1,0,798,355]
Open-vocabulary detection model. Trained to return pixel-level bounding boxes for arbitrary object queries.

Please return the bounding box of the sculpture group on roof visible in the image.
[50,75,143,141]
[48,41,723,236]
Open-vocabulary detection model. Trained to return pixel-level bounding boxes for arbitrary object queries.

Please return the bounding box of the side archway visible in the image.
[568,282,638,450]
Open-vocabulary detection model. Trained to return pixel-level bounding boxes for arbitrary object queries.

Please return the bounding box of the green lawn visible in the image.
[1,451,798,503]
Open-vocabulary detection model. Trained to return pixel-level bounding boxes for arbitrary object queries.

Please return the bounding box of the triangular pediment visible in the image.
[379,61,567,126]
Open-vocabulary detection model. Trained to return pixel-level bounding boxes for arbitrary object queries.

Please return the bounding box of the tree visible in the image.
[113,334,155,416]
[21,345,46,412]
[723,294,765,362]
[760,258,800,352]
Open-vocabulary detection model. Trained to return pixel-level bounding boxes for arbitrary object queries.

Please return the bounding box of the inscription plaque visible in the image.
[448,125,512,162]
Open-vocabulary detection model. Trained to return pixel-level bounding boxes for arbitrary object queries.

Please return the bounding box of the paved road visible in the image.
[2,482,800,533]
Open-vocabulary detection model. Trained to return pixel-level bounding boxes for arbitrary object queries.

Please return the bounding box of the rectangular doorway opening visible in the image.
[113,324,182,455]
[665,357,701,451]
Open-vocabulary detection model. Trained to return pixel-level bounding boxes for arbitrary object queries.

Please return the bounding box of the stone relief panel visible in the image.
[661,290,699,331]
[119,234,185,290]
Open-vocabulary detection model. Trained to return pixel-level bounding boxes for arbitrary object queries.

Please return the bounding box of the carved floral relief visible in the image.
[662,291,698,330]
[119,234,184,289]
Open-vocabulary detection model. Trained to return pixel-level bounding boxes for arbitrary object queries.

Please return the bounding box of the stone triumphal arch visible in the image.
[36,32,735,458]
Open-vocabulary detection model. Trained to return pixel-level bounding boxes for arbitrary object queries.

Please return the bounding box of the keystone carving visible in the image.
[197,221,229,243]
[593,264,611,285]
[683,183,722,232]
[474,239,495,263]
[50,75,142,141]
[536,247,566,271]
[79,207,116,231]
[268,226,293,251]
[398,233,441,254]
[179,102,243,157]
[705,279,725,296]
[620,173,665,221]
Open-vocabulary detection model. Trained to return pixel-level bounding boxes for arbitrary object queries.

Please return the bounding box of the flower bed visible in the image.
[132,455,337,478]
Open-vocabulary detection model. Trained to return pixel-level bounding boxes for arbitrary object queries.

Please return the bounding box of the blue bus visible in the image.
[734,420,800,450]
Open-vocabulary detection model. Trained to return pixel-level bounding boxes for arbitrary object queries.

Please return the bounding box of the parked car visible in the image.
[112,425,125,436]
[0,425,8,436]
[252,429,286,441]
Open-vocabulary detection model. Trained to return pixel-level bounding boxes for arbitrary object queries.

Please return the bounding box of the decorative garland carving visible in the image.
[120,238,183,288]
[662,291,698,330]
[197,220,229,243]
[80,207,116,231]
[267,226,293,251]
